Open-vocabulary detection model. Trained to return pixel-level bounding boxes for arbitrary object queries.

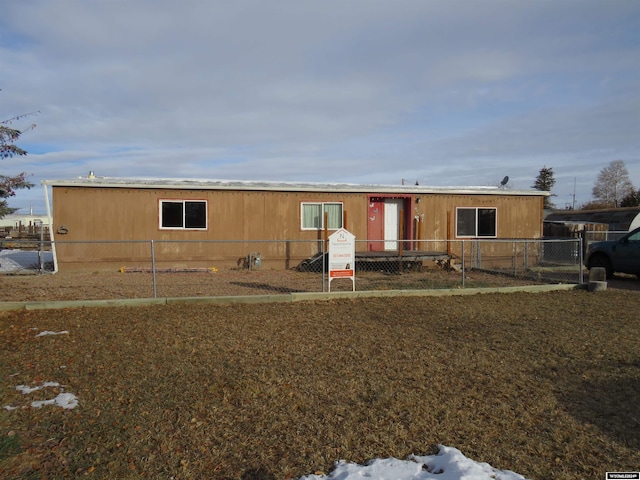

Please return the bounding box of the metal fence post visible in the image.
[461,240,465,288]
[578,237,584,284]
[151,240,157,298]
[38,222,45,273]
[321,242,327,293]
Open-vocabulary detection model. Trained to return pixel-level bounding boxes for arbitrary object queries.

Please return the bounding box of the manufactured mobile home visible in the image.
[42,176,548,271]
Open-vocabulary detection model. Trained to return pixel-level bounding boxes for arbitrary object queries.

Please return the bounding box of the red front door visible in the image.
[367,198,384,251]
[367,196,414,251]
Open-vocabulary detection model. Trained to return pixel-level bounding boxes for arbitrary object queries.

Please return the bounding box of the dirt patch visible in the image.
[1,289,639,479]
[0,266,580,302]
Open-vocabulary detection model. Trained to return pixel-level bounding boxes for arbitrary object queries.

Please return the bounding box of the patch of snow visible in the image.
[8,381,79,410]
[16,382,61,394]
[31,392,79,410]
[299,445,528,480]
[0,249,52,273]
[35,330,69,337]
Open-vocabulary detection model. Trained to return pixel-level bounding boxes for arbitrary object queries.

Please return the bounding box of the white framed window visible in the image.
[456,207,497,238]
[160,200,208,230]
[301,202,343,230]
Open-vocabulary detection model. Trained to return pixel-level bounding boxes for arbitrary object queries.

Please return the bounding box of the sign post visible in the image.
[328,228,355,292]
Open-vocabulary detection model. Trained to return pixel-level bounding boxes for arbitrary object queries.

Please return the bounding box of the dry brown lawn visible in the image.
[1,289,639,479]
[0,267,577,302]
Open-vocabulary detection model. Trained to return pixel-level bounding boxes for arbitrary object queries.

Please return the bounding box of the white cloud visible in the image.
[1,0,639,212]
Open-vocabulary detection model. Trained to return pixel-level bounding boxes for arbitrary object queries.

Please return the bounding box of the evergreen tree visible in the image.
[532,165,556,209]
[620,188,640,207]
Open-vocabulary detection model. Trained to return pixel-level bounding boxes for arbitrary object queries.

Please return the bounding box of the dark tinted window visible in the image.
[478,208,497,237]
[162,202,184,228]
[185,201,207,229]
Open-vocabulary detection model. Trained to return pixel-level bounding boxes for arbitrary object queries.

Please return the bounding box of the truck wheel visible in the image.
[589,254,613,279]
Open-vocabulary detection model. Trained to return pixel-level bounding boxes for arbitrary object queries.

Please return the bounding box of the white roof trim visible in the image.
[42,176,549,196]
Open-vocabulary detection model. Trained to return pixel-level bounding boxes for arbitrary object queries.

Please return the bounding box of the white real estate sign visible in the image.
[328,228,355,292]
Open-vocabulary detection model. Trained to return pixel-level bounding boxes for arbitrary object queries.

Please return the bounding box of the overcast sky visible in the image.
[2,0,639,214]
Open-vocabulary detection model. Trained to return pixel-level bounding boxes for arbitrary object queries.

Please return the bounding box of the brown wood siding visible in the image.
[417,194,544,262]
[51,186,544,270]
[52,187,371,270]
[419,194,543,240]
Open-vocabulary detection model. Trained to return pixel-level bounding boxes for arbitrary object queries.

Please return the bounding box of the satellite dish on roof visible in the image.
[501,176,509,186]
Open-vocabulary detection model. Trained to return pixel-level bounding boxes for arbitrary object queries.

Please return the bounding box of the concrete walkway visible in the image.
[0,283,583,312]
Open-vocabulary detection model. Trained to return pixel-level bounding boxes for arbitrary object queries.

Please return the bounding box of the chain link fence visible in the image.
[1,238,583,302]
[0,239,54,274]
